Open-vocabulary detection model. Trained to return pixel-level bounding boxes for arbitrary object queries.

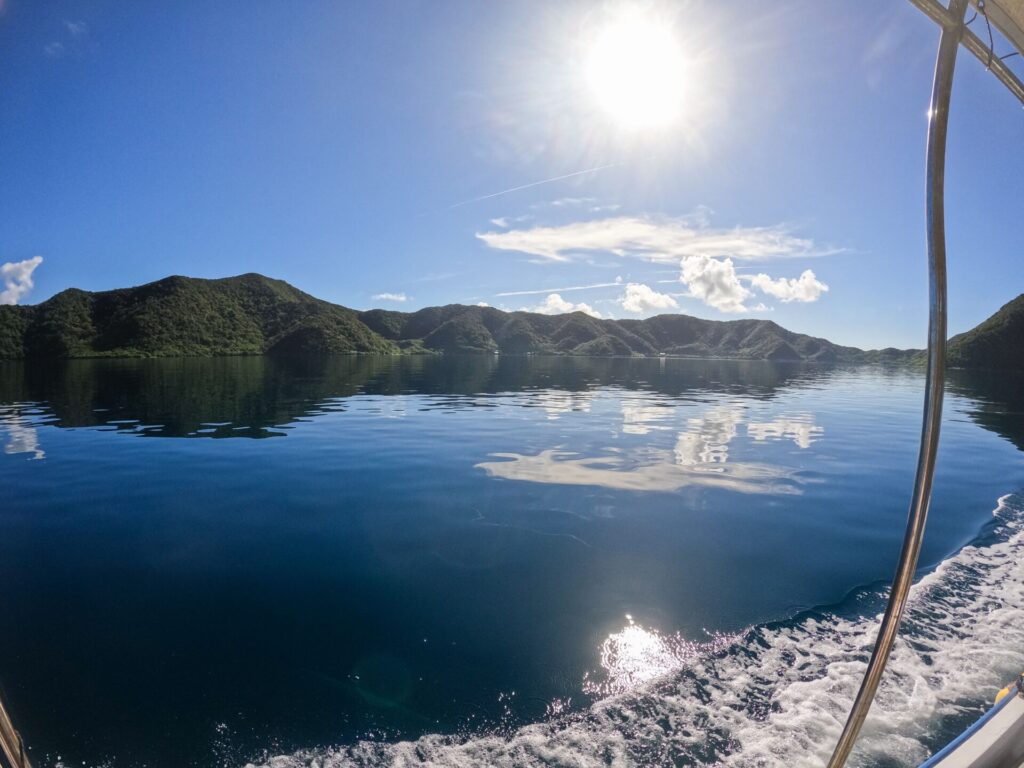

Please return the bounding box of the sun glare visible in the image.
[584,11,689,131]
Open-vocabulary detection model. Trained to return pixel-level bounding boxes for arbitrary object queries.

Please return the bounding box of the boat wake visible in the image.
[245,494,1024,768]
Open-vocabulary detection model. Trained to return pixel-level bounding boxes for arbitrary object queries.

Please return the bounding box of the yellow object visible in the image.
[995,674,1024,704]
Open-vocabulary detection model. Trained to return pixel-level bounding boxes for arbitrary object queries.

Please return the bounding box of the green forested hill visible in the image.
[0,274,397,358]
[947,294,1024,370]
[0,271,989,364]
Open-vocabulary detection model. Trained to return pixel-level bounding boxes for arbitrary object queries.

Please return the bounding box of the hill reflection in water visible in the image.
[0,354,830,439]
[1,355,1024,768]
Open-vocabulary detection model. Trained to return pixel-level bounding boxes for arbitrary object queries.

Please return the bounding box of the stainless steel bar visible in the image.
[909,0,958,26]
[0,694,31,768]
[908,0,1024,104]
[961,25,1024,103]
[825,1,962,766]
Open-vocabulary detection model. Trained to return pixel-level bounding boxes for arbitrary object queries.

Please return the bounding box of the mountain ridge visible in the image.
[0,272,1014,367]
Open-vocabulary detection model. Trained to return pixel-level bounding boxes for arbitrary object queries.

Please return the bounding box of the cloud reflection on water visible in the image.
[478,399,822,495]
[674,403,745,465]
[477,448,803,495]
[532,390,595,420]
[0,406,44,460]
[748,414,823,449]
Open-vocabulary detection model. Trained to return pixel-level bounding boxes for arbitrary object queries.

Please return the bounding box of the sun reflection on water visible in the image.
[583,615,737,697]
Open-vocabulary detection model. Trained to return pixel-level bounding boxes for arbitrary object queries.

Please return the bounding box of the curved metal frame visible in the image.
[826,1,964,766]
[0,694,31,768]
[0,3,1000,768]
[909,0,1024,103]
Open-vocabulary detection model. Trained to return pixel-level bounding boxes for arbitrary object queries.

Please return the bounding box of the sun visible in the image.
[584,10,689,131]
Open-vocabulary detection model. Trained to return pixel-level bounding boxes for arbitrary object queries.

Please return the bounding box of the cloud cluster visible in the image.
[372,292,408,302]
[748,270,828,303]
[478,215,824,264]
[617,283,678,314]
[481,210,833,315]
[677,256,827,313]
[521,293,602,318]
[1,256,43,305]
[680,255,752,313]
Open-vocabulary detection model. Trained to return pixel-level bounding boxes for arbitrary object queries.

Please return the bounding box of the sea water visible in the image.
[0,355,1021,767]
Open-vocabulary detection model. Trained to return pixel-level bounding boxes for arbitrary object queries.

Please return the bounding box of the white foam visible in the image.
[245,494,1024,768]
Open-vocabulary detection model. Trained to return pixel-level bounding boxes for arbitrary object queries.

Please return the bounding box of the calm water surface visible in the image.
[1,356,1023,768]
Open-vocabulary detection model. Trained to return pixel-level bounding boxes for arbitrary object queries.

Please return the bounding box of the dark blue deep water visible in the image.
[1,356,1023,768]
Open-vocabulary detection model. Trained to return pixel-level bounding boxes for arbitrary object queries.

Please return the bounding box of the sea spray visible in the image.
[244,494,1024,768]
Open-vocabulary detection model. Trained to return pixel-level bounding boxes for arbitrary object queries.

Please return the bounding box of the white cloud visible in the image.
[478,214,827,264]
[521,293,602,318]
[747,269,829,303]
[489,217,509,228]
[550,197,597,208]
[372,292,408,303]
[44,41,64,57]
[676,256,826,313]
[617,283,679,314]
[679,254,752,313]
[65,20,88,37]
[476,301,490,307]
[1,256,43,305]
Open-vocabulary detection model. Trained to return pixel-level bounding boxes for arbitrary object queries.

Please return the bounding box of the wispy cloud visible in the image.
[449,163,617,209]
[1,256,43,305]
[617,283,678,314]
[549,197,597,208]
[496,277,623,297]
[531,197,621,214]
[44,19,88,57]
[862,10,917,90]
[372,292,408,303]
[520,293,602,318]
[478,214,832,264]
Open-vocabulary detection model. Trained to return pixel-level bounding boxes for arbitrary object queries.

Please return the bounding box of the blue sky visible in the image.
[1,0,1021,349]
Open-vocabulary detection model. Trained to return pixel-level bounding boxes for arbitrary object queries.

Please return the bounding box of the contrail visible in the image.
[496,280,623,297]
[448,163,618,209]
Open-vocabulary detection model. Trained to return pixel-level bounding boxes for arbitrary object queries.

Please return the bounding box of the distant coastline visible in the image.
[1,273,1019,369]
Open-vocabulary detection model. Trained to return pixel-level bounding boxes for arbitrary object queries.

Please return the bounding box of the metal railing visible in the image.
[0,693,31,768]
[909,0,1024,104]
[826,1,966,766]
